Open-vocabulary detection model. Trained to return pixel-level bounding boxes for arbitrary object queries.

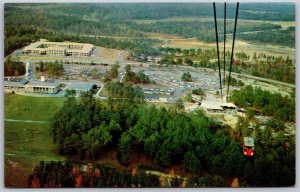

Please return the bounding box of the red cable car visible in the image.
[243,137,254,156]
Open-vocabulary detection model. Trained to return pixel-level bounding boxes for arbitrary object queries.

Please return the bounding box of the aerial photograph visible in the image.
[3,1,295,188]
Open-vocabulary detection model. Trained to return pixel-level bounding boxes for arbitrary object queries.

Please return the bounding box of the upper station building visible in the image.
[22,39,95,57]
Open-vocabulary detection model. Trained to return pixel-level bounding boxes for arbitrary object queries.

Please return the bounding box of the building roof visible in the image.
[66,82,95,91]
[23,40,94,53]
[4,79,29,87]
[23,42,42,51]
[244,137,254,147]
[81,44,94,53]
[46,46,66,51]
[26,80,60,88]
[66,49,81,53]
[200,101,223,110]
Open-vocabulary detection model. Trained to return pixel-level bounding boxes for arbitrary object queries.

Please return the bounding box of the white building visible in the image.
[24,80,60,94]
[4,79,60,94]
[23,39,95,57]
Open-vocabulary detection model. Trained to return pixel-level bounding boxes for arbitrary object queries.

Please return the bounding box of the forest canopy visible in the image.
[50,90,295,187]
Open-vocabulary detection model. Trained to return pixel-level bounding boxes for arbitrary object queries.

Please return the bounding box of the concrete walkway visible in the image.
[4,119,48,123]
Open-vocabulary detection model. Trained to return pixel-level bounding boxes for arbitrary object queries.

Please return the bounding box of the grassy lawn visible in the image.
[4,93,65,121]
[4,94,66,187]
[4,93,66,165]
[5,121,65,166]
[4,121,66,187]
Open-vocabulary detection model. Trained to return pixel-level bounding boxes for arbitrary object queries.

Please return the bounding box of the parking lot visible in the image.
[129,65,221,102]
[63,64,109,81]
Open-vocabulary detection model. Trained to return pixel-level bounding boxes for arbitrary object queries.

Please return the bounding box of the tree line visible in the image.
[157,47,295,84]
[5,4,144,38]
[4,56,26,76]
[6,3,295,25]
[51,90,245,174]
[230,85,295,122]
[4,25,161,57]
[36,60,64,77]
[238,26,295,48]
[50,88,295,187]
[29,161,160,187]
[128,20,281,43]
[122,65,152,84]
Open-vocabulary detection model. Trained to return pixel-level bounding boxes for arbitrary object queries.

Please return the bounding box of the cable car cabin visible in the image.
[243,137,254,156]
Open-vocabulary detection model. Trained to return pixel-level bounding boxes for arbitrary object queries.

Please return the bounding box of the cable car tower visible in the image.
[213,2,239,103]
[213,2,254,156]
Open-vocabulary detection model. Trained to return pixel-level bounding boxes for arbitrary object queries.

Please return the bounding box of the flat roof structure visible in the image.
[24,79,60,94]
[23,39,95,56]
[200,101,224,111]
[4,79,29,87]
[4,78,60,94]
[26,80,60,88]
[66,82,96,91]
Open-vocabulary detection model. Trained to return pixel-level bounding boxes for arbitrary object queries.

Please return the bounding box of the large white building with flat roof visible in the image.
[24,80,60,94]
[22,39,95,57]
[4,78,60,94]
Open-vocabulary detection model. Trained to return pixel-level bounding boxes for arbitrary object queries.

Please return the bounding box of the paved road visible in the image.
[95,85,105,97]
[230,71,295,88]
[91,47,100,57]
[26,61,35,80]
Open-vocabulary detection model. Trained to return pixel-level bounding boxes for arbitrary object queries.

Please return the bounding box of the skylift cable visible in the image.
[226,2,239,102]
[223,2,226,89]
[213,2,223,101]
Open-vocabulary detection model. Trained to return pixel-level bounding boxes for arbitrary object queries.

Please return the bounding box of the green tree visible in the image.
[185,92,193,102]
[137,70,150,84]
[118,132,132,165]
[177,58,183,65]
[192,88,206,103]
[109,63,120,79]
[246,109,255,119]
[183,151,201,173]
[181,72,192,82]
[82,123,112,153]
[184,58,193,66]
[175,98,184,109]
[65,89,76,97]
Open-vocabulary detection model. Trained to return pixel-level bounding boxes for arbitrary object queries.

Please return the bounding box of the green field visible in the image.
[5,122,65,166]
[4,94,66,165]
[4,93,65,121]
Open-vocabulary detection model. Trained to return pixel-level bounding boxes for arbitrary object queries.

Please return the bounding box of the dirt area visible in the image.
[5,159,32,188]
[164,39,215,49]
[163,39,208,49]
[223,114,239,129]
[96,146,189,181]
[139,17,295,58]
[96,146,158,171]
[95,148,124,169]
[99,47,129,64]
[164,37,295,58]
[232,39,295,58]
[230,73,292,96]
[144,32,182,40]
